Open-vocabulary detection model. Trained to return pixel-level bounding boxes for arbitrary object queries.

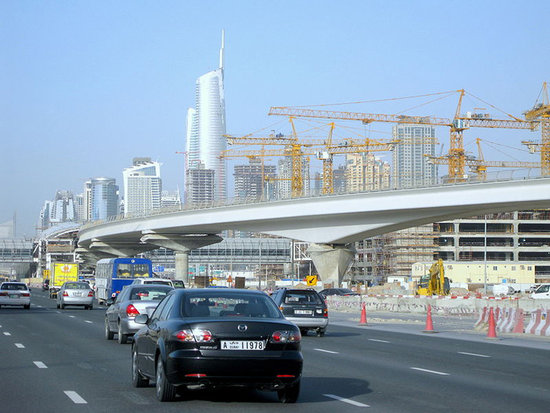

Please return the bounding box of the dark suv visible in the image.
[270,288,328,336]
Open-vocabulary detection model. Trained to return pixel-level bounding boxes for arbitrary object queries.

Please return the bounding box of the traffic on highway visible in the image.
[1,289,550,412]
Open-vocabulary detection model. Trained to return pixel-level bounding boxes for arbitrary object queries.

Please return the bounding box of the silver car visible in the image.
[104,284,173,344]
[57,281,94,310]
[0,282,31,309]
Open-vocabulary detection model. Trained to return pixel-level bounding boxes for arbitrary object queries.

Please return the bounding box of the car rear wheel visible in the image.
[60,302,65,309]
[317,328,326,337]
[278,379,300,403]
[104,319,114,340]
[132,347,149,387]
[156,357,176,401]
[24,304,30,310]
[118,323,128,344]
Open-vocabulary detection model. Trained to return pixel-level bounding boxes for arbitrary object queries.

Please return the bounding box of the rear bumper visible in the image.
[285,317,329,329]
[120,318,142,335]
[0,297,30,306]
[165,349,303,387]
[61,296,94,306]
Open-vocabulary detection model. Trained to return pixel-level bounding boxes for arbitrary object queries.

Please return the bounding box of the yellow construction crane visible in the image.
[522,82,550,175]
[269,89,537,181]
[428,138,540,181]
[222,126,396,197]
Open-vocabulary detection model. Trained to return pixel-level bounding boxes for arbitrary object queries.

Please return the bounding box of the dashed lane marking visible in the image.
[324,394,370,407]
[411,367,449,376]
[3,332,11,336]
[84,320,93,324]
[458,351,491,358]
[68,315,76,318]
[15,343,25,348]
[64,391,87,404]
[33,361,48,369]
[314,348,339,354]
[368,338,390,343]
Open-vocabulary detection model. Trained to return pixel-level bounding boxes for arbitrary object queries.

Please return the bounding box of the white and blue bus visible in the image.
[95,258,153,304]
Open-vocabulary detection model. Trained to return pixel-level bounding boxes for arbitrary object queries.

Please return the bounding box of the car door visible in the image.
[139,294,174,377]
[107,288,128,330]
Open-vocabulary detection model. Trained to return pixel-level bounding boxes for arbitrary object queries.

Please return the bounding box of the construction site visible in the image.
[221,84,550,288]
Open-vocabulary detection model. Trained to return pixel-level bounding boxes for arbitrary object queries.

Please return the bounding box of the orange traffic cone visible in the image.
[486,307,498,339]
[359,303,367,325]
[423,304,436,333]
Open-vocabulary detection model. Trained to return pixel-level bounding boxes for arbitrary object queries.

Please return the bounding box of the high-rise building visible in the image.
[38,190,77,229]
[186,165,215,204]
[185,31,227,202]
[392,124,437,189]
[161,190,182,209]
[234,158,276,200]
[122,157,162,215]
[346,153,391,192]
[277,151,310,199]
[89,178,119,221]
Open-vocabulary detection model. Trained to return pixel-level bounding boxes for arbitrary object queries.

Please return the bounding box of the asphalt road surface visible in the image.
[1,290,549,412]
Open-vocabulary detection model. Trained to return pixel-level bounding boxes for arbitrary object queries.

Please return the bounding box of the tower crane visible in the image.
[428,138,540,181]
[222,124,396,197]
[269,89,537,181]
[522,82,550,175]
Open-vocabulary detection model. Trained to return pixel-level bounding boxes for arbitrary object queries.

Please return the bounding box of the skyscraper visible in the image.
[89,177,119,221]
[122,157,162,215]
[38,190,77,229]
[234,158,276,200]
[185,31,227,202]
[346,153,391,192]
[392,124,437,189]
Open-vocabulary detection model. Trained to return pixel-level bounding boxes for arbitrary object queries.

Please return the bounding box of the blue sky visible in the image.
[1,0,549,236]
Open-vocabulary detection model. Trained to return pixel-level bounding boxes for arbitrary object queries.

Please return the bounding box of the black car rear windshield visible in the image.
[284,291,323,305]
[180,292,282,319]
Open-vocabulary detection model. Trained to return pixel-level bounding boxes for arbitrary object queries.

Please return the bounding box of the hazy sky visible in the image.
[2,0,549,236]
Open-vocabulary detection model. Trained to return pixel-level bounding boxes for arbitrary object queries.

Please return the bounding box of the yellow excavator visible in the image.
[416,259,450,296]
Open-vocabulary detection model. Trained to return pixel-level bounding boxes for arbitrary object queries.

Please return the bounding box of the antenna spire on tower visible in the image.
[219,29,225,70]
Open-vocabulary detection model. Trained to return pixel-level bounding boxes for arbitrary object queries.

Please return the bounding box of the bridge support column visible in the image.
[307,243,356,287]
[140,232,223,286]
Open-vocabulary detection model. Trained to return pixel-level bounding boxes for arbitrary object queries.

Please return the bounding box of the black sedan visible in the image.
[132,288,303,403]
[319,288,360,298]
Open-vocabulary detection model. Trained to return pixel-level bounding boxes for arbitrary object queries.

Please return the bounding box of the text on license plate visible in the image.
[220,340,265,350]
[295,309,312,315]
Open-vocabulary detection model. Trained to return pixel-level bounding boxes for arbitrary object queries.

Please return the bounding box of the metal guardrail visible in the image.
[80,168,544,231]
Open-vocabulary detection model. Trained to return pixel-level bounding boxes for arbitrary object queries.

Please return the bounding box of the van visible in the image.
[131,278,174,287]
[531,283,550,299]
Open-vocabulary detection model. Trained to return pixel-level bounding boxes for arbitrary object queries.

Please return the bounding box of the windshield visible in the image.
[179,292,282,319]
[1,283,28,291]
[129,286,172,301]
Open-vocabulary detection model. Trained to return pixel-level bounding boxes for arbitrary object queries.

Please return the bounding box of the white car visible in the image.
[57,281,95,309]
[130,278,174,287]
[531,283,550,299]
[0,282,31,309]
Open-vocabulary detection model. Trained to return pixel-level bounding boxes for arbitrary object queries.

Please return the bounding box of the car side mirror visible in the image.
[28,288,32,292]
[135,314,149,324]
[106,298,115,306]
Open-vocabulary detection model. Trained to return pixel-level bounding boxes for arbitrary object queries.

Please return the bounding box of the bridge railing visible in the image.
[80,168,543,231]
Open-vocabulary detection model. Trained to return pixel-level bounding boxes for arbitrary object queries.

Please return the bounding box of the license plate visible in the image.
[9,294,18,299]
[73,292,82,297]
[295,309,312,315]
[220,340,265,350]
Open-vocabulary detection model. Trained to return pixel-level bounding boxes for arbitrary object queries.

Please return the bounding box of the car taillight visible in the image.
[63,291,69,297]
[126,304,140,317]
[270,330,301,343]
[0,292,7,296]
[87,290,94,297]
[175,329,214,343]
[21,292,30,297]
[323,308,328,318]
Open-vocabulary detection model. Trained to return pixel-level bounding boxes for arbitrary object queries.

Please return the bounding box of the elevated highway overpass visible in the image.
[78,177,550,286]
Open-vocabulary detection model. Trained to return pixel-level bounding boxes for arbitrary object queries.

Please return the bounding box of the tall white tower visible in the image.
[185,30,227,201]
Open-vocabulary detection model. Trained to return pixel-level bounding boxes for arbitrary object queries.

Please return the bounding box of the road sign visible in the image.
[154,266,165,273]
[306,275,318,286]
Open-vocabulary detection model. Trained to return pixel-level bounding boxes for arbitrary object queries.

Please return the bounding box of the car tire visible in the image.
[60,302,65,309]
[156,357,176,402]
[56,303,59,309]
[278,379,300,403]
[24,304,30,310]
[118,322,128,344]
[300,328,308,336]
[132,346,149,387]
[105,319,114,340]
[317,328,326,337]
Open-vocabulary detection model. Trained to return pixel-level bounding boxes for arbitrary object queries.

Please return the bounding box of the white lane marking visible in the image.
[368,338,390,343]
[33,361,48,369]
[15,343,25,348]
[84,320,93,324]
[314,348,339,354]
[411,367,449,376]
[64,391,87,404]
[458,351,491,358]
[68,315,75,318]
[324,394,370,407]
[3,332,11,336]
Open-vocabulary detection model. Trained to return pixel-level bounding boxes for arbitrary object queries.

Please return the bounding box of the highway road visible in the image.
[1,290,549,412]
